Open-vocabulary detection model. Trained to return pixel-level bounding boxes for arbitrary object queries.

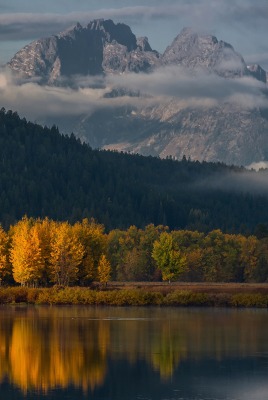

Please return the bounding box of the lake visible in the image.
[0,305,267,399]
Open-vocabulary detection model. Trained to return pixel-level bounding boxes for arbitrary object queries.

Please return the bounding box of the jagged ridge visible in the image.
[6,20,268,166]
[8,19,160,84]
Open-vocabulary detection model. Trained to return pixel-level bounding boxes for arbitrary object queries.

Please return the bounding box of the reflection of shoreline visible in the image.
[0,307,267,394]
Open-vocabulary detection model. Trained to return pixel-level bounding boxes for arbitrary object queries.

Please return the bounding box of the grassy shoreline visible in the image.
[1,283,268,307]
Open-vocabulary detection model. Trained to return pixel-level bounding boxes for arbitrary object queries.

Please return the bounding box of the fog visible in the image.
[1,65,267,124]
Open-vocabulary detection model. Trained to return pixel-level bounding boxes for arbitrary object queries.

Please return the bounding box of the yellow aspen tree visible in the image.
[97,254,111,286]
[50,222,84,286]
[0,225,12,285]
[10,218,44,286]
[34,218,56,286]
[73,219,106,284]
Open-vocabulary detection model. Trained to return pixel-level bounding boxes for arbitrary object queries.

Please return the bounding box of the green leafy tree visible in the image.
[152,232,187,283]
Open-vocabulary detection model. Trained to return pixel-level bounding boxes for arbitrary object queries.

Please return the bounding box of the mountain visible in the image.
[162,27,249,79]
[8,19,160,84]
[6,20,268,166]
[246,64,267,84]
[2,108,268,233]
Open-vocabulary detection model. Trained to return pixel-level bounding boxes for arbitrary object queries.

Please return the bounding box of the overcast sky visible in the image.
[0,0,267,69]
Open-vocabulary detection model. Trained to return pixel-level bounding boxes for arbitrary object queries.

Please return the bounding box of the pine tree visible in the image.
[0,225,12,285]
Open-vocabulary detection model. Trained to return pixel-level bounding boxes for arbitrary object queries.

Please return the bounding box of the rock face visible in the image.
[162,27,249,78]
[6,20,268,166]
[247,64,267,84]
[8,19,160,83]
[55,100,268,166]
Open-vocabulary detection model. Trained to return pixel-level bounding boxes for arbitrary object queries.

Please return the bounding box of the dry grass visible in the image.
[106,281,268,295]
[1,283,268,307]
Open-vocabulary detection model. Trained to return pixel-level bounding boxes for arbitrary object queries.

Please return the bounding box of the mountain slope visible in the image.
[1,108,268,233]
[5,20,268,166]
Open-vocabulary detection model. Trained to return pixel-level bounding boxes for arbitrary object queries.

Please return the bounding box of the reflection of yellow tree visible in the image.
[151,321,187,380]
[9,319,45,393]
[4,310,110,394]
[1,306,267,395]
[48,317,110,392]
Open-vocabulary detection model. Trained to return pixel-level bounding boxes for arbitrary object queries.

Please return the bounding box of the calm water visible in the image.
[0,306,268,400]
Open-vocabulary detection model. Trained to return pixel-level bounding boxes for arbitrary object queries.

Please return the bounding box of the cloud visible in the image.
[195,168,268,195]
[0,61,267,128]
[0,1,267,42]
[245,52,268,69]
[108,66,268,109]
[0,69,154,122]
[0,1,267,72]
[246,161,268,171]
[0,8,176,41]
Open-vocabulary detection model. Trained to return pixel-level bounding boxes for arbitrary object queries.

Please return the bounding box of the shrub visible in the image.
[231,293,268,308]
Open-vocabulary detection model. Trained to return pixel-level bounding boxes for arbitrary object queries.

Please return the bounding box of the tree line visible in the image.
[1,107,268,233]
[1,217,268,286]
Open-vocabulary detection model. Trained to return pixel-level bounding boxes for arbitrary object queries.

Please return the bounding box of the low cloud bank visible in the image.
[196,168,268,195]
[0,66,267,123]
[109,66,268,109]
[0,1,268,41]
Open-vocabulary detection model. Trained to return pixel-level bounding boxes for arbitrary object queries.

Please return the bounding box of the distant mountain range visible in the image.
[6,19,268,166]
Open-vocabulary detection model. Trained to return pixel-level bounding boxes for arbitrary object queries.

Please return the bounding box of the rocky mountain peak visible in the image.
[162,27,248,78]
[247,64,267,84]
[7,19,160,83]
[137,37,153,52]
[87,19,137,51]
[58,22,83,38]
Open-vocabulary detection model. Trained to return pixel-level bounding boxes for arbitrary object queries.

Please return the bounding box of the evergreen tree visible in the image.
[0,225,12,285]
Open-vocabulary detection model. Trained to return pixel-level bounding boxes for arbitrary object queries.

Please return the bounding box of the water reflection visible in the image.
[0,306,267,398]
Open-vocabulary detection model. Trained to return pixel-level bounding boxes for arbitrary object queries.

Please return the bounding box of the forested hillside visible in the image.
[1,107,268,233]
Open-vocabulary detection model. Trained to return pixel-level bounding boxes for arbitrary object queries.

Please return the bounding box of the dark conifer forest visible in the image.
[1,107,268,234]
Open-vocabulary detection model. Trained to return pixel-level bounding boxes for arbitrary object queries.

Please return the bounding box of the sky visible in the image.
[0,0,267,69]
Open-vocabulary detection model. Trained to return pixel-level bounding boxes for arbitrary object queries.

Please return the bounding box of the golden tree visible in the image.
[50,222,84,286]
[10,218,44,286]
[34,218,56,286]
[97,254,111,286]
[73,219,106,284]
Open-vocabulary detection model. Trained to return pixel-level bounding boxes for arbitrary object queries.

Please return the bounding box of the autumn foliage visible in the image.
[0,217,267,287]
